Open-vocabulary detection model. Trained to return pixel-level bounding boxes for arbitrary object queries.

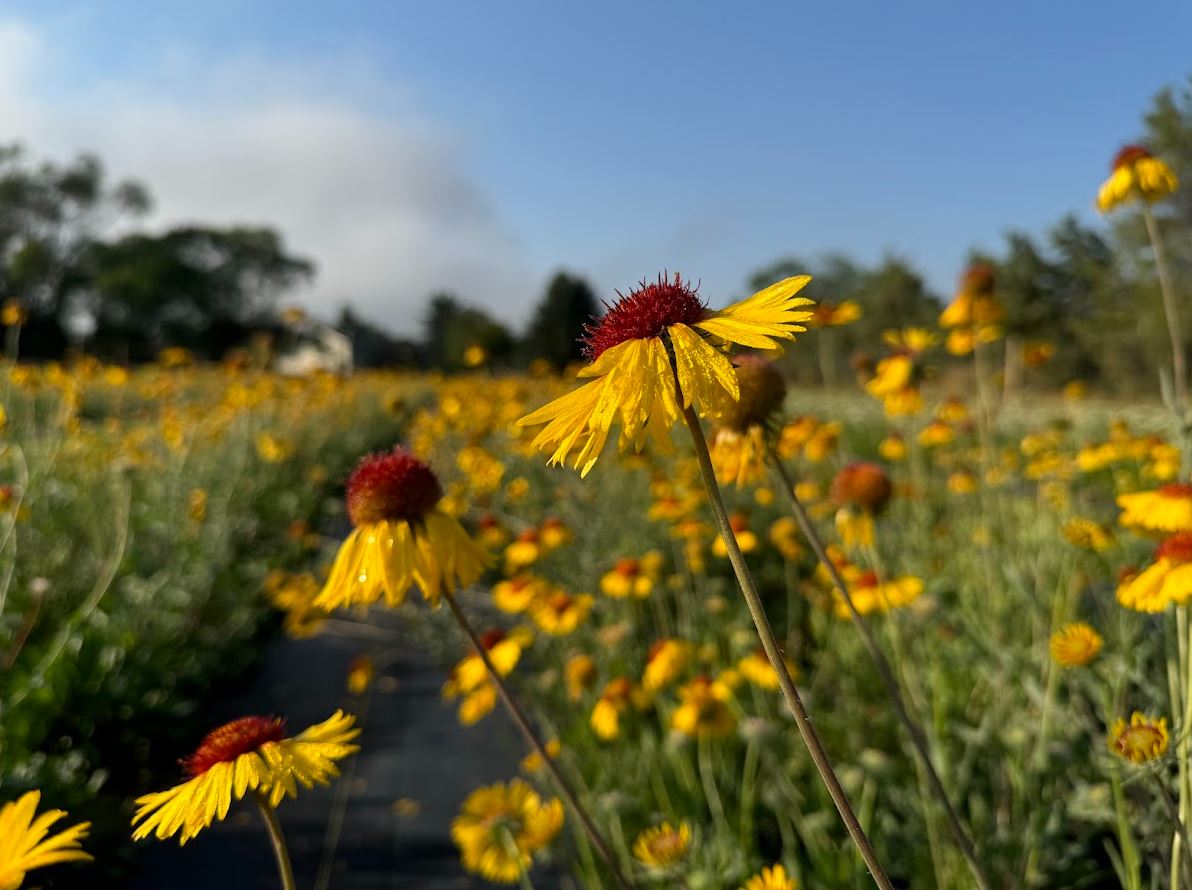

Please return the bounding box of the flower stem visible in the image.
[680,404,893,890]
[252,792,297,890]
[1155,774,1192,889]
[442,589,637,890]
[1143,205,1187,412]
[767,449,992,890]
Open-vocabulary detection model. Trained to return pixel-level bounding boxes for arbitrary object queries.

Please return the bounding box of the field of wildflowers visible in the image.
[6,147,1192,890]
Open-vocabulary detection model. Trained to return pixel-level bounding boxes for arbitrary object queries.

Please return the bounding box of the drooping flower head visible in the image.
[132,710,359,845]
[451,779,564,884]
[1109,712,1169,764]
[315,447,490,610]
[517,273,814,476]
[1097,144,1178,213]
[0,791,91,890]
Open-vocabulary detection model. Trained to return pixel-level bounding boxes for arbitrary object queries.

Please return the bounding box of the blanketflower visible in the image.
[632,821,692,868]
[0,791,91,890]
[528,590,594,635]
[590,677,641,740]
[808,300,862,327]
[642,639,693,692]
[314,448,489,610]
[451,779,564,884]
[600,552,664,598]
[516,273,814,476]
[131,711,359,844]
[1118,484,1192,534]
[1116,533,1192,612]
[1062,518,1114,552]
[1049,622,1103,667]
[1097,144,1178,213]
[671,675,737,738]
[1109,712,1169,764]
[738,648,798,690]
[741,864,799,890]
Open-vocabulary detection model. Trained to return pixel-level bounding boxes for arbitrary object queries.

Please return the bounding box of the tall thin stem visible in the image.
[680,405,894,890]
[253,792,297,890]
[768,451,992,890]
[1143,205,1187,412]
[1155,774,1192,889]
[442,589,637,890]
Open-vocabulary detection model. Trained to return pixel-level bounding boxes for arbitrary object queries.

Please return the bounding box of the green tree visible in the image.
[523,271,598,368]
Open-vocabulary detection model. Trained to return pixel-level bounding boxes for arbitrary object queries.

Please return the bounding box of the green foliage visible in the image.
[523,271,598,368]
[421,292,513,369]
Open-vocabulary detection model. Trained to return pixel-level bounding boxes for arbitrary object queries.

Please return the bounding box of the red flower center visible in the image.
[582,273,707,360]
[1159,483,1192,500]
[854,570,880,589]
[615,558,640,577]
[958,262,996,297]
[1157,533,1192,564]
[346,448,443,526]
[831,462,893,512]
[1113,144,1152,171]
[183,716,285,776]
[479,628,507,649]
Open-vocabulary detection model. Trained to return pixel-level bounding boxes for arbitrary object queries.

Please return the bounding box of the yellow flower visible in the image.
[1,299,27,327]
[768,517,804,561]
[1097,145,1178,213]
[1049,622,1103,667]
[835,509,875,550]
[451,779,564,884]
[918,420,955,448]
[865,354,915,397]
[1118,483,1192,533]
[493,575,547,614]
[671,675,737,738]
[255,433,291,463]
[642,639,692,692]
[346,656,375,695]
[1109,712,1170,764]
[809,300,862,327]
[516,273,814,476]
[520,738,562,774]
[131,711,359,844]
[947,470,978,494]
[600,552,664,598]
[711,425,769,487]
[879,434,907,462]
[738,648,797,690]
[462,344,488,368]
[565,653,597,701]
[946,325,1002,356]
[529,590,594,635]
[0,791,91,890]
[314,448,489,610]
[712,513,759,557]
[590,677,637,741]
[633,821,692,868]
[741,864,798,890]
[1116,533,1192,612]
[821,558,924,618]
[1062,518,1114,552]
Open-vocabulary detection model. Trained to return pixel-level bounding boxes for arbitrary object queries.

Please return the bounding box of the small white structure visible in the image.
[273,316,354,376]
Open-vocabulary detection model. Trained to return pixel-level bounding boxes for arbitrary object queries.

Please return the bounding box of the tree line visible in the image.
[4,74,1192,391]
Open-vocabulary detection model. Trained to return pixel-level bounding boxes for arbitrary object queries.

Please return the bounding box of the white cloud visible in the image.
[0,19,535,335]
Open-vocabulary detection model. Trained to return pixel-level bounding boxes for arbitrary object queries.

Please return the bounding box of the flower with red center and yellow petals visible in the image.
[641,639,693,692]
[671,675,737,738]
[600,552,664,598]
[565,654,597,701]
[1097,144,1178,213]
[529,590,594,635]
[131,711,359,844]
[1116,532,1192,612]
[451,779,564,883]
[940,263,1004,338]
[314,448,489,611]
[1109,712,1169,764]
[492,574,547,614]
[590,677,643,741]
[0,791,91,889]
[818,560,924,618]
[1118,483,1192,534]
[831,463,893,514]
[517,273,814,476]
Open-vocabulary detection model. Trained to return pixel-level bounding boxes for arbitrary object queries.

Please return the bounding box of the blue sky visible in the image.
[3,1,1191,333]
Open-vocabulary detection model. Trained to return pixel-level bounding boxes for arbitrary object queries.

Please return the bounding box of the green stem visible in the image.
[1156,775,1192,890]
[768,449,992,890]
[253,792,297,890]
[442,589,636,890]
[681,405,894,890]
[697,733,729,837]
[1143,205,1187,412]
